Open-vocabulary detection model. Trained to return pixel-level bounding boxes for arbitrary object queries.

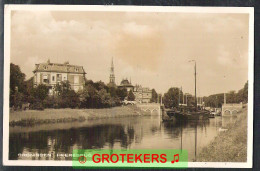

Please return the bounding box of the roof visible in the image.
[33,61,86,74]
[118,79,134,87]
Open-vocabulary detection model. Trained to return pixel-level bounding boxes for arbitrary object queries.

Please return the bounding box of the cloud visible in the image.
[10,11,249,96]
[11,11,114,79]
[217,46,233,66]
[114,22,164,72]
[123,22,153,36]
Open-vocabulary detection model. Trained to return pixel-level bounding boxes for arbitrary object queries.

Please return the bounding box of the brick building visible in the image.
[33,60,86,95]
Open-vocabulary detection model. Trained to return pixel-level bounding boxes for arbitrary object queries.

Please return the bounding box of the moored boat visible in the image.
[185,110,210,120]
[166,106,210,120]
[163,60,210,121]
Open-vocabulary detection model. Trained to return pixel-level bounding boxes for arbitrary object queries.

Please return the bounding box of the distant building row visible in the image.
[118,79,152,103]
[108,58,152,103]
[33,59,153,103]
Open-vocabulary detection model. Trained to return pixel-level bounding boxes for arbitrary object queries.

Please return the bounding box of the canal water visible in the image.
[9,113,237,161]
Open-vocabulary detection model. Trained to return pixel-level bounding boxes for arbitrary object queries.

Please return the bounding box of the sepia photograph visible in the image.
[3,5,253,168]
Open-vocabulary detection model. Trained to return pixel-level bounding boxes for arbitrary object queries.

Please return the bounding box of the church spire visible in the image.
[109,57,115,85]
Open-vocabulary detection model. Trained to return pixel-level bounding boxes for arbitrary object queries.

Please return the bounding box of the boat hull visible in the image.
[166,110,210,120]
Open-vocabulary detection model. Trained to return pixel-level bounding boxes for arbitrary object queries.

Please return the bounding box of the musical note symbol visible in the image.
[171,154,179,164]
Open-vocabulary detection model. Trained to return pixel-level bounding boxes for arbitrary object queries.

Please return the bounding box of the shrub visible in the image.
[30,102,44,110]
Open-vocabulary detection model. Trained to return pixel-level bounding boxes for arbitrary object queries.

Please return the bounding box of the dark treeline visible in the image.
[10,63,129,110]
[163,87,195,109]
[163,87,183,109]
[203,81,248,108]
[150,89,158,103]
[10,63,158,110]
[163,81,248,109]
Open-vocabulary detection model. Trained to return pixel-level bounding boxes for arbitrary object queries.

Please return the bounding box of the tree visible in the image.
[54,81,71,96]
[203,81,248,107]
[66,90,80,108]
[98,88,112,108]
[29,84,49,110]
[163,87,182,108]
[204,93,224,108]
[24,77,34,103]
[10,63,26,93]
[12,92,24,110]
[108,86,117,97]
[150,89,158,103]
[236,89,244,103]
[116,88,128,101]
[127,90,135,101]
[187,95,195,107]
[93,81,108,92]
[32,84,49,101]
[10,63,26,107]
[54,81,80,108]
[242,81,248,103]
[80,84,99,108]
[227,90,236,103]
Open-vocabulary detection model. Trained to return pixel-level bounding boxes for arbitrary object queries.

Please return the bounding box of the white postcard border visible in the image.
[3,5,254,168]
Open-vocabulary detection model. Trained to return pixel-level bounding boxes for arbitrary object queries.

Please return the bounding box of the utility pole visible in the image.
[195,61,197,110]
[186,94,188,106]
[189,60,197,111]
[182,87,184,105]
[216,96,218,108]
[178,87,180,107]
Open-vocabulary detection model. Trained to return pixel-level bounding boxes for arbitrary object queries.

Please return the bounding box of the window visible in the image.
[43,75,48,83]
[64,77,66,80]
[52,76,55,81]
[57,74,62,82]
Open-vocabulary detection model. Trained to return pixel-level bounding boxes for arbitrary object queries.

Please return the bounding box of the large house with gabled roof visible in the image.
[33,59,86,95]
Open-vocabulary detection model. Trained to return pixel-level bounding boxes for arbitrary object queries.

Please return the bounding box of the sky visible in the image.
[10,10,249,96]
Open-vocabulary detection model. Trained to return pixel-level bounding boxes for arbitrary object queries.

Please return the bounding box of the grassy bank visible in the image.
[9,105,150,127]
[197,107,247,162]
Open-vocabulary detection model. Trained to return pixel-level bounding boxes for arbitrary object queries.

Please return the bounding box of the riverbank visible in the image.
[9,105,150,127]
[197,107,247,162]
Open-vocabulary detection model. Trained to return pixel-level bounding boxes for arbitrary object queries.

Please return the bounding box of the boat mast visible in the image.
[195,121,197,161]
[181,119,183,153]
[194,61,197,111]
[194,61,198,161]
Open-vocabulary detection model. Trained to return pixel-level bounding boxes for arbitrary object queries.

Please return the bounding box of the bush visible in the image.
[43,96,58,108]
[30,102,44,110]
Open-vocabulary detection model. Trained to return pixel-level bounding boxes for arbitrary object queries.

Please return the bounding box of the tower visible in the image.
[109,57,116,85]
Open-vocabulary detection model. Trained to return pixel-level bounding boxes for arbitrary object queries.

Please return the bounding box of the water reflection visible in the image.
[10,124,136,160]
[162,119,210,138]
[9,114,234,161]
